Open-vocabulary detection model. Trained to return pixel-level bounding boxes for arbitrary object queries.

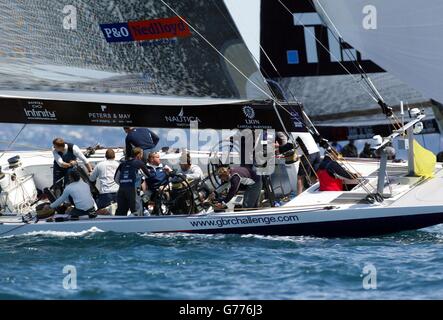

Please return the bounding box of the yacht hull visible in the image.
[1,205,443,238]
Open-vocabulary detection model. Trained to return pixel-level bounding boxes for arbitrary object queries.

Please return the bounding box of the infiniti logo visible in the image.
[23,101,57,121]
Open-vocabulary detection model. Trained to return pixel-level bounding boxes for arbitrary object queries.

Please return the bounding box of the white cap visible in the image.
[410,108,421,118]
[372,135,383,146]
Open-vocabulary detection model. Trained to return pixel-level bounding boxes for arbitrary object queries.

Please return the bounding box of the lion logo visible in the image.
[242,106,255,119]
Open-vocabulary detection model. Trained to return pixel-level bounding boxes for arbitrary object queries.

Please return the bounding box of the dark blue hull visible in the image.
[188,212,443,238]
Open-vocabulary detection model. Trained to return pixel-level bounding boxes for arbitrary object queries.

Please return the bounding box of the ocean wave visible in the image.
[19,227,105,238]
[240,234,323,243]
[139,232,227,241]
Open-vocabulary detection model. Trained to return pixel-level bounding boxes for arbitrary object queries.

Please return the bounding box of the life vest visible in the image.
[118,160,141,188]
[317,168,343,191]
[54,143,76,169]
[145,165,168,190]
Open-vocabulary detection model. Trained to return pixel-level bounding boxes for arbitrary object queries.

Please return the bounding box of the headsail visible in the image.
[259,0,436,140]
[0,0,271,102]
[314,0,443,104]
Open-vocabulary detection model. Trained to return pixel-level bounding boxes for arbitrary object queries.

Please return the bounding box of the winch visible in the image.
[0,159,38,214]
[154,173,207,215]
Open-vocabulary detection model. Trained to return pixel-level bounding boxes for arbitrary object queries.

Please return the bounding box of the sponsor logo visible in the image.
[242,106,261,126]
[165,107,202,127]
[242,105,255,119]
[100,17,191,43]
[23,101,57,121]
[290,110,304,128]
[88,105,132,125]
[189,214,300,228]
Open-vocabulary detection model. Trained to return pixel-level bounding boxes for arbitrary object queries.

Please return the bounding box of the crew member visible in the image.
[359,142,373,158]
[52,138,92,195]
[275,131,295,155]
[317,152,360,191]
[215,166,262,209]
[331,141,343,154]
[342,140,359,158]
[292,132,321,194]
[177,151,204,181]
[89,149,120,209]
[141,152,172,214]
[124,127,159,162]
[114,148,151,216]
[145,151,172,191]
[45,169,96,218]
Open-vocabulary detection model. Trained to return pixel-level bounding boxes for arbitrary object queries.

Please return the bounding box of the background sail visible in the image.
[259,0,436,140]
[224,0,261,63]
[314,0,443,105]
[0,0,271,101]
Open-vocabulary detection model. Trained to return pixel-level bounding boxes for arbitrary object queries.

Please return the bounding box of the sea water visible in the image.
[1,225,443,300]
[1,125,443,299]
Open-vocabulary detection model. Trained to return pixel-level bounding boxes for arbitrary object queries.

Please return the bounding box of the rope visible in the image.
[160,0,393,198]
[311,0,403,130]
[211,1,323,180]
[160,0,318,187]
[277,0,380,104]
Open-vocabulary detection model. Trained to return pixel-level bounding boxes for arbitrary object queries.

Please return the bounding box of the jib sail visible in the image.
[314,0,443,105]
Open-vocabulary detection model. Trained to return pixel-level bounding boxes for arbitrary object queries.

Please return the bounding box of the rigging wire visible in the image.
[270,0,390,188]
[278,0,400,131]
[214,1,318,181]
[159,0,313,175]
[280,1,389,194]
[0,140,50,152]
[159,0,381,197]
[274,0,401,194]
[211,1,315,179]
[276,0,379,105]
[0,124,27,161]
[312,0,387,103]
[211,0,292,86]
[309,0,402,130]
[159,0,275,104]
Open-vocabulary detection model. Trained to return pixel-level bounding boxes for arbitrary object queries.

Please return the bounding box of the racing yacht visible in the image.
[1,0,443,237]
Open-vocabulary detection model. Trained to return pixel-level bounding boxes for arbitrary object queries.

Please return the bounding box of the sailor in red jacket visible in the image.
[317,153,360,191]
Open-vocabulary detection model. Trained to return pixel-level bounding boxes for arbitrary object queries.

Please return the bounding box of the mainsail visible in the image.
[0,0,271,102]
[314,0,443,104]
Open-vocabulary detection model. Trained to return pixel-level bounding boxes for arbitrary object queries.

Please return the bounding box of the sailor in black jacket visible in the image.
[215,166,262,209]
[124,127,159,162]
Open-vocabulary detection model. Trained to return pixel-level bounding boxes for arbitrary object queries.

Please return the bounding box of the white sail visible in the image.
[224,0,261,63]
[314,0,443,103]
